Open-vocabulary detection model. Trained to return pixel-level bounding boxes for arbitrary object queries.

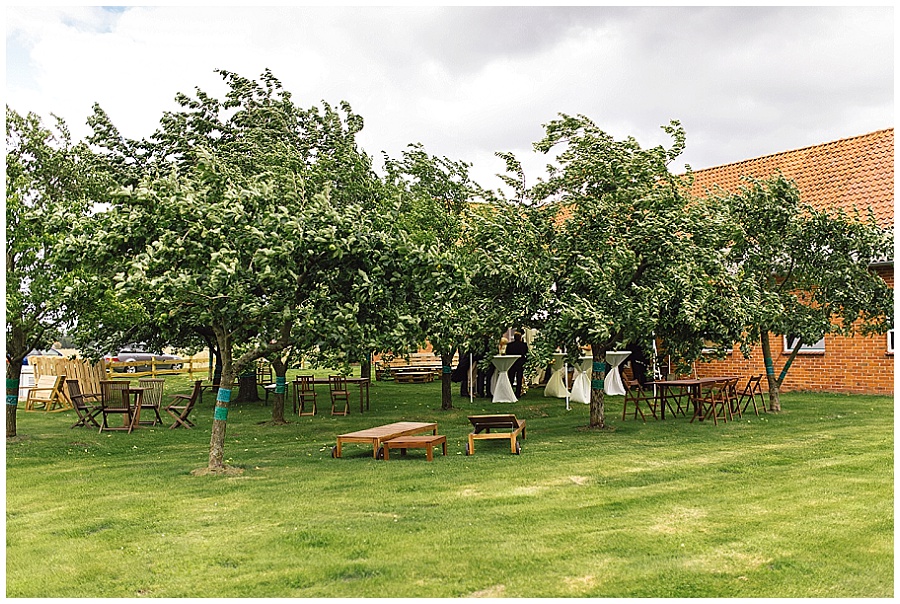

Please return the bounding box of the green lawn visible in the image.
[6,372,893,597]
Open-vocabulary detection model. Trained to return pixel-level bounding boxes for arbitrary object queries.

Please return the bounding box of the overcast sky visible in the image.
[6,5,894,191]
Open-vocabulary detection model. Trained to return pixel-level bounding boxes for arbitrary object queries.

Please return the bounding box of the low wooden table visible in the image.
[383,435,447,461]
[333,421,438,459]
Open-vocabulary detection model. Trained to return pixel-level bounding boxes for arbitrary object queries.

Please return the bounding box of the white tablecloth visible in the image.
[569,356,593,404]
[604,351,631,396]
[544,352,569,398]
[491,355,521,403]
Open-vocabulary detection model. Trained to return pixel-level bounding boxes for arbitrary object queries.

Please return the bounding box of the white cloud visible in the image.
[6,5,893,190]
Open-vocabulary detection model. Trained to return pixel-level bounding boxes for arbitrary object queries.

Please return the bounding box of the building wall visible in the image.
[694,266,894,395]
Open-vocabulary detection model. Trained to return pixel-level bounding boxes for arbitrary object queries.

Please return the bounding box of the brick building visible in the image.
[687,129,894,395]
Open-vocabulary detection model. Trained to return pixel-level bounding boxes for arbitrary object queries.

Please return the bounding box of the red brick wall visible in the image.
[694,266,894,395]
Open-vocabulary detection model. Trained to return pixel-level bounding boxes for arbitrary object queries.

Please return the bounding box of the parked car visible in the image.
[105,347,183,373]
[22,348,63,365]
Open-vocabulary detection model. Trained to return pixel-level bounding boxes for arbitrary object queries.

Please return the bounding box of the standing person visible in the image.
[505,331,529,398]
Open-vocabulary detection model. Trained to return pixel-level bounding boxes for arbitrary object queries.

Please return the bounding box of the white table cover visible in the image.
[491,355,521,403]
[544,352,570,398]
[569,356,593,404]
[604,351,631,396]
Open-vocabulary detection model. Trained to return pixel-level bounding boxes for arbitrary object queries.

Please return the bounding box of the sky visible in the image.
[5,5,894,192]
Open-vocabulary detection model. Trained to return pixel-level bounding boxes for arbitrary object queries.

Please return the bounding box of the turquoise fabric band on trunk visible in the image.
[6,394,18,406]
[276,377,286,393]
[214,406,228,421]
[216,388,232,403]
[592,379,604,389]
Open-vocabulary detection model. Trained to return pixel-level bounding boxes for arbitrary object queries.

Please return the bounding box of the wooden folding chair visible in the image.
[739,375,767,416]
[723,377,741,419]
[692,380,730,425]
[137,378,166,426]
[329,375,350,416]
[294,375,318,416]
[622,378,657,422]
[66,379,101,429]
[99,380,134,433]
[24,374,69,412]
[165,380,202,429]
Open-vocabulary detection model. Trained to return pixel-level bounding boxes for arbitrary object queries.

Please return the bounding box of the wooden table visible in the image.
[333,421,438,459]
[648,377,739,420]
[266,377,371,412]
[125,386,147,430]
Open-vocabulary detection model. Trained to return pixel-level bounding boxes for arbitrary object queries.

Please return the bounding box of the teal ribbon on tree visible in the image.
[442,366,452,374]
[6,379,18,406]
[214,406,228,421]
[593,361,605,372]
[592,378,604,390]
[216,388,232,403]
[275,376,286,394]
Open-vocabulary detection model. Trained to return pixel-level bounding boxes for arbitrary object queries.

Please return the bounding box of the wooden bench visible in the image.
[466,414,526,455]
[383,435,447,461]
[394,371,435,383]
[333,421,438,459]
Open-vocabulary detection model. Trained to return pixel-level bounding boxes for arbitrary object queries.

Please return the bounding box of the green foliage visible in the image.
[718,173,893,398]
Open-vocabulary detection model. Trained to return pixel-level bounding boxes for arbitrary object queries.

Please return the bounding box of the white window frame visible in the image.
[784,335,826,354]
[888,329,894,354]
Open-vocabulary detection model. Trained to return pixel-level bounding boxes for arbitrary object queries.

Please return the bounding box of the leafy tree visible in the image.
[72,70,397,471]
[719,173,893,411]
[5,107,105,438]
[496,115,749,428]
[381,144,485,410]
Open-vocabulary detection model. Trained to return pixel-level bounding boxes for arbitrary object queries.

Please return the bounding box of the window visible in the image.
[784,335,826,353]
[888,329,894,354]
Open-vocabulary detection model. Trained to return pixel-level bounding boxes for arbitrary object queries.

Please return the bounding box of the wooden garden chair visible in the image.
[692,379,730,425]
[739,375,767,416]
[294,375,318,416]
[465,414,526,455]
[137,378,166,426]
[99,379,134,433]
[65,379,102,429]
[165,380,202,429]
[24,374,68,412]
[329,375,350,416]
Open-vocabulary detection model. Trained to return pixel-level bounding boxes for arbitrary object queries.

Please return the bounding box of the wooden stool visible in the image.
[383,435,447,461]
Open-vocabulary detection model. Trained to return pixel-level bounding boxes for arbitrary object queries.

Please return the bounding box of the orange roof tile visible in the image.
[687,129,894,228]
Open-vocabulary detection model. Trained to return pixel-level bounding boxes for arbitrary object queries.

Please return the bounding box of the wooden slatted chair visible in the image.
[24,374,68,412]
[739,375,767,416]
[294,375,318,416]
[692,379,730,425]
[622,378,657,422]
[165,380,202,429]
[99,380,134,433]
[137,378,166,426]
[328,375,350,416]
[466,414,526,455]
[66,379,102,429]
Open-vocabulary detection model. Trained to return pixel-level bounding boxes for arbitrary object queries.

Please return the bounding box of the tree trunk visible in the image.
[759,332,782,412]
[6,360,22,438]
[360,353,372,380]
[269,357,288,424]
[440,351,453,411]
[236,371,260,402]
[208,331,233,470]
[588,348,607,429]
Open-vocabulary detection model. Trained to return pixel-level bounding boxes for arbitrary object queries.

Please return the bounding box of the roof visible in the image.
[687,129,894,228]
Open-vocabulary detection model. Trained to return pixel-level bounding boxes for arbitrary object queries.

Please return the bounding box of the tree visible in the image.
[495,115,748,428]
[720,173,893,411]
[5,107,105,438]
[72,70,397,471]
[382,144,485,410]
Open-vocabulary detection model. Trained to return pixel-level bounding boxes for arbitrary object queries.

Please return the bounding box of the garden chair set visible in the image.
[290,375,368,417]
[65,378,202,432]
[622,375,767,425]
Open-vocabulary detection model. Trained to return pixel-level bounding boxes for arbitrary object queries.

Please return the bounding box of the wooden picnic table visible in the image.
[648,377,739,420]
[332,421,438,459]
